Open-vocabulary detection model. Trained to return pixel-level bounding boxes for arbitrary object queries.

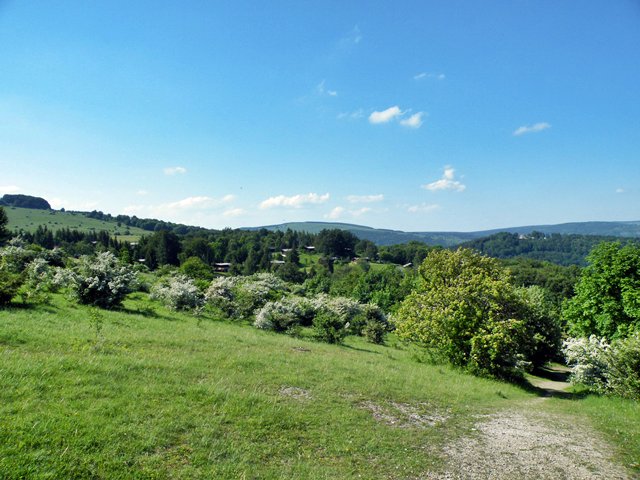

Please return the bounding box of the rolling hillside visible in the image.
[4,206,149,242]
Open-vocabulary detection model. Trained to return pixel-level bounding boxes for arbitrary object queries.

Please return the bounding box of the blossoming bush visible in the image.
[151,274,205,312]
[563,336,610,393]
[564,334,640,400]
[205,273,289,319]
[68,252,137,309]
[21,257,55,303]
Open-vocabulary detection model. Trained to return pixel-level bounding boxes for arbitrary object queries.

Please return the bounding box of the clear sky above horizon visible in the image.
[1,1,639,232]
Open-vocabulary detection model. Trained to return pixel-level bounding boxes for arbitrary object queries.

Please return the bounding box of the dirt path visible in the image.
[422,366,633,479]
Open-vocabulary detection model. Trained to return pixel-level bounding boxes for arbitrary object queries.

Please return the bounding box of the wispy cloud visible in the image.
[337,109,364,120]
[223,208,246,217]
[260,192,330,209]
[136,189,149,196]
[316,80,337,97]
[400,112,424,128]
[347,194,384,204]
[339,25,362,48]
[513,122,551,136]
[163,166,187,176]
[369,106,402,124]
[324,206,373,220]
[0,185,20,195]
[408,203,441,213]
[422,167,466,192]
[414,72,445,81]
[123,195,235,216]
[616,188,625,194]
[325,206,346,220]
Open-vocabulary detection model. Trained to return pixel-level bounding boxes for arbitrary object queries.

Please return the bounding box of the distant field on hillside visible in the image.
[4,207,148,242]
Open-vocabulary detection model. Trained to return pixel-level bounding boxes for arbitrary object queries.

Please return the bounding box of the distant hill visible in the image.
[0,194,51,210]
[4,206,149,242]
[245,222,479,247]
[248,220,640,247]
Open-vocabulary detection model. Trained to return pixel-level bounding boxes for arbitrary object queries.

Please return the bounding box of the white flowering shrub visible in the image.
[69,251,137,309]
[563,336,610,393]
[20,257,55,302]
[205,273,290,319]
[0,238,36,273]
[254,296,315,332]
[151,274,205,312]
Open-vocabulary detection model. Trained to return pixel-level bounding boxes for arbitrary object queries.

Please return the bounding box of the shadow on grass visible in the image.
[340,343,381,355]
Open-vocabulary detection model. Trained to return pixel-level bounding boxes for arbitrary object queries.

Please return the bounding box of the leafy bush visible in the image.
[313,310,348,344]
[151,274,205,312]
[605,334,640,400]
[0,269,23,306]
[563,336,610,393]
[395,248,551,379]
[360,303,389,344]
[20,257,55,303]
[68,252,137,309]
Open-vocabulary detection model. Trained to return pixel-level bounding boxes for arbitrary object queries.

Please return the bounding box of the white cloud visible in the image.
[422,167,466,192]
[400,112,424,128]
[325,206,345,220]
[513,122,551,136]
[414,72,445,81]
[136,189,149,196]
[50,198,98,211]
[351,207,372,217]
[223,208,246,217]
[123,194,235,216]
[260,192,330,209]
[347,194,384,204]
[163,166,187,175]
[408,203,441,213]
[0,185,20,195]
[165,195,234,210]
[369,106,402,124]
[616,188,625,194]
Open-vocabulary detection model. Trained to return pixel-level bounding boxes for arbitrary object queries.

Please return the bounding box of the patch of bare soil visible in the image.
[361,401,449,429]
[423,407,632,479]
[279,386,311,400]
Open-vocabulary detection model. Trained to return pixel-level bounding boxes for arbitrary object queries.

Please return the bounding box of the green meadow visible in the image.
[1,293,638,479]
[4,207,148,242]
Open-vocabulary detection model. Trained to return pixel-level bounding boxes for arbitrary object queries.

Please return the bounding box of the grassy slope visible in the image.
[1,294,531,479]
[1,294,638,478]
[4,207,148,242]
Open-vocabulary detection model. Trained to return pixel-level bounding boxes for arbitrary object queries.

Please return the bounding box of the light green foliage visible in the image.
[563,242,640,339]
[69,251,137,309]
[150,273,205,312]
[179,256,213,281]
[395,249,550,379]
[515,285,562,365]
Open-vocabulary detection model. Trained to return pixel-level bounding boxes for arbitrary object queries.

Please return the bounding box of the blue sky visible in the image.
[1,1,639,232]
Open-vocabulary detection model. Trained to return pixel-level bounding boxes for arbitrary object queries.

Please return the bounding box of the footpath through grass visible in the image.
[1,293,638,478]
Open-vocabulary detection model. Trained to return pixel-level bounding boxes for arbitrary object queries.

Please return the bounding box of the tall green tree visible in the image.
[0,207,10,246]
[395,248,557,379]
[563,241,640,339]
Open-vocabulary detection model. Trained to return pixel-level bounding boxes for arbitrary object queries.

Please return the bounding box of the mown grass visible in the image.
[0,293,534,479]
[5,207,148,240]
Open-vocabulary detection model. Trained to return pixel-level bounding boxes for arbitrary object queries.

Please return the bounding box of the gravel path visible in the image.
[423,405,631,479]
[422,367,632,479]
